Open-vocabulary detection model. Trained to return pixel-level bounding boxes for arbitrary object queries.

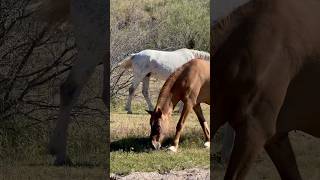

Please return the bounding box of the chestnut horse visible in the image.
[147,59,210,152]
[212,0,320,179]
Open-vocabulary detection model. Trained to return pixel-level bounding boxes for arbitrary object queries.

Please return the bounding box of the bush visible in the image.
[110,0,210,99]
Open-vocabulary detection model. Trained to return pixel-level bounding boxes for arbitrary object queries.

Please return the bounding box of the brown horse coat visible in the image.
[148,59,210,152]
[212,0,320,179]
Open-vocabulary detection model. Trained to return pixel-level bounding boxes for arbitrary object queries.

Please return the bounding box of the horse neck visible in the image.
[156,93,179,116]
[155,70,182,116]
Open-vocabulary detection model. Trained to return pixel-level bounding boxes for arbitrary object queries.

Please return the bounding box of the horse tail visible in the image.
[27,0,70,26]
[189,49,210,61]
[117,54,134,69]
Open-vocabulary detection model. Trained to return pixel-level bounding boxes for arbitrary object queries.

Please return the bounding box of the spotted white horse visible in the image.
[118,48,210,114]
[30,0,109,166]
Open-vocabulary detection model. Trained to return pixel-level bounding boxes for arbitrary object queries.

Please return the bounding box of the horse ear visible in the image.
[146,110,153,115]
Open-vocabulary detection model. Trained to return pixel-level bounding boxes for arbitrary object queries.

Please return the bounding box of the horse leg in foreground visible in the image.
[265,134,301,180]
[41,0,108,165]
[49,60,99,164]
[193,104,210,148]
[221,123,235,163]
[218,83,288,180]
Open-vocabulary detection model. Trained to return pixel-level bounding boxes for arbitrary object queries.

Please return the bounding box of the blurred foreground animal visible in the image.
[212,0,320,179]
[31,0,109,166]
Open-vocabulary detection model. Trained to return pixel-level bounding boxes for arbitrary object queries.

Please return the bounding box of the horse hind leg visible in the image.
[265,133,302,180]
[125,75,143,114]
[142,73,154,111]
[193,104,210,148]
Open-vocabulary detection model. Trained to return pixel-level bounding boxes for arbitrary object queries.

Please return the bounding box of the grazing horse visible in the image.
[147,59,210,152]
[31,0,109,166]
[212,0,320,179]
[118,48,210,114]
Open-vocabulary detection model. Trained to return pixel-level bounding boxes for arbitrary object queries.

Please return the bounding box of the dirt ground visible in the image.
[110,168,209,180]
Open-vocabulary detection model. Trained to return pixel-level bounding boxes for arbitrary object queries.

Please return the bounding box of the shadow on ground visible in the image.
[110,137,174,153]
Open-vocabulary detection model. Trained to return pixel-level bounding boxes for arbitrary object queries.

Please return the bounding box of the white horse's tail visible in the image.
[117,54,134,69]
[189,49,210,61]
[27,0,70,25]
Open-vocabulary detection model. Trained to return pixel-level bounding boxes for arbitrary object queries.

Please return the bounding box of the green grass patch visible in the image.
[111,149,209,175]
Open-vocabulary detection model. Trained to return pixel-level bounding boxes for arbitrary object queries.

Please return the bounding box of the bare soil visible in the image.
[110,168,209,180]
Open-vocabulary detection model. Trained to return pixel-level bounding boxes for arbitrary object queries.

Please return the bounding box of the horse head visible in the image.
[147,108,169,150]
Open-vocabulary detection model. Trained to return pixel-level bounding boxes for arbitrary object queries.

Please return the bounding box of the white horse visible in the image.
[30,0,109,166]
[118,48,210,114]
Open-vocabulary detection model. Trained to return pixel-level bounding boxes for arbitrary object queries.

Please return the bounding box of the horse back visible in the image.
[173,59,210,104]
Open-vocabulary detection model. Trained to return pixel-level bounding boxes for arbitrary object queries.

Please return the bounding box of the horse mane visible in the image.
[212,0,258,55]
[189,50,210,61]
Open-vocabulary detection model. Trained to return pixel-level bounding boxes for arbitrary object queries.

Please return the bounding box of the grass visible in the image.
[0,118,108,179]
[110,100,210,175]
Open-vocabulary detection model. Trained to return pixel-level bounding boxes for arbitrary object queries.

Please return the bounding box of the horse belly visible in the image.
[277,62,320,137]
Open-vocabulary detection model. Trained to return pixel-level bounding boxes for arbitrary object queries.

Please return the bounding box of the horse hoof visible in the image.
[204,141,210,148]
[167,146,178,152]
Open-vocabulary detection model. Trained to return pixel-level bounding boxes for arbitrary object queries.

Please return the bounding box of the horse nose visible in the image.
[152,140,161,150]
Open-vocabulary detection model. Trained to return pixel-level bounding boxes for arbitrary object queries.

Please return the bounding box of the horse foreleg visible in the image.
[224,121,267,180]
[265,133,302,180]
[193,104,210,148]
[222,123,235,164]
[125,76,142,114]
[168,102,192,152]
[49,62,97,165]
[142,74,154,111]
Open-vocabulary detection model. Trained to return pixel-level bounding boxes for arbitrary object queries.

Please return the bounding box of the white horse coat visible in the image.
[118,48,210,113]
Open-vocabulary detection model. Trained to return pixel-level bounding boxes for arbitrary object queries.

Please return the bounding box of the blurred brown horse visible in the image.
[147,59,210,152]
[212,0,320,179]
